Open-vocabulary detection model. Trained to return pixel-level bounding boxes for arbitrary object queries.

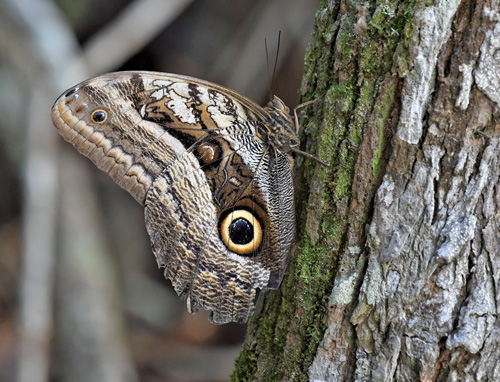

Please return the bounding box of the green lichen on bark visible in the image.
[232,1,423,380]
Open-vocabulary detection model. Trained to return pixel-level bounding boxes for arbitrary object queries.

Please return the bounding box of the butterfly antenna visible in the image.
[265,38,272,100]
[270,31,281,99]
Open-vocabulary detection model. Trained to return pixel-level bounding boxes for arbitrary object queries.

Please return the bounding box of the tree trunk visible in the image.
[232,1,500,381]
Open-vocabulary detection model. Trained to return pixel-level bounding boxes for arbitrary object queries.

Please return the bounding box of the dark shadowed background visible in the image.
[0,0,318,381]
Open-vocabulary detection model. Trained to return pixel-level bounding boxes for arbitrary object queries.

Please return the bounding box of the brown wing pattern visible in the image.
[51,71,296,323]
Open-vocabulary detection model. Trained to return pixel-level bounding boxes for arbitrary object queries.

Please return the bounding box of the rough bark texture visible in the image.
[232,1,500,381]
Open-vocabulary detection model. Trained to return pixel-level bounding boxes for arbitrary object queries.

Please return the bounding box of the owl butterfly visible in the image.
[52,71,301,324]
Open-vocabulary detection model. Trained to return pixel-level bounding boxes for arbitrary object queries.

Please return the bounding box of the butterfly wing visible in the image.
[51,71,295,323]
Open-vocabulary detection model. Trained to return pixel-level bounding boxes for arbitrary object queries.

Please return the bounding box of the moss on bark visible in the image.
[231,1,424,380]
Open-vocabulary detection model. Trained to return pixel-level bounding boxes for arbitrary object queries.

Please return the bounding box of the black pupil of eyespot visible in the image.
[229,218,253,245]
[93,111,106,122]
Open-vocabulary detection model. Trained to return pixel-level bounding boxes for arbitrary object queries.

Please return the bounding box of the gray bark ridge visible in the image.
[310,2,500,381]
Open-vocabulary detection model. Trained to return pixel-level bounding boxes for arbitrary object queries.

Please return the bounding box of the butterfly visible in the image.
[51,71,302,324]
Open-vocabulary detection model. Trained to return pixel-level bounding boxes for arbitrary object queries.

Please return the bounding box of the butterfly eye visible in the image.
[91,109,107,124]
[220,210,262,255]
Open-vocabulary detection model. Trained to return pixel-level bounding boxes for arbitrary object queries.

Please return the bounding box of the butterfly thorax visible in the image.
[262,96,299,153]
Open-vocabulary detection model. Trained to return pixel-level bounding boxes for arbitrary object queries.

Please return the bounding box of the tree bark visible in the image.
[232,1,500,381]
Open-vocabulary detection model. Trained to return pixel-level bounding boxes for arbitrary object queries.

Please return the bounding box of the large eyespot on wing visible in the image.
[220,209,263,255]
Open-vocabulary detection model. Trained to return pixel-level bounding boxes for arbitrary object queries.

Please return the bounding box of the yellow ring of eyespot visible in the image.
[220,210,262,255]
[91,109,108,124]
